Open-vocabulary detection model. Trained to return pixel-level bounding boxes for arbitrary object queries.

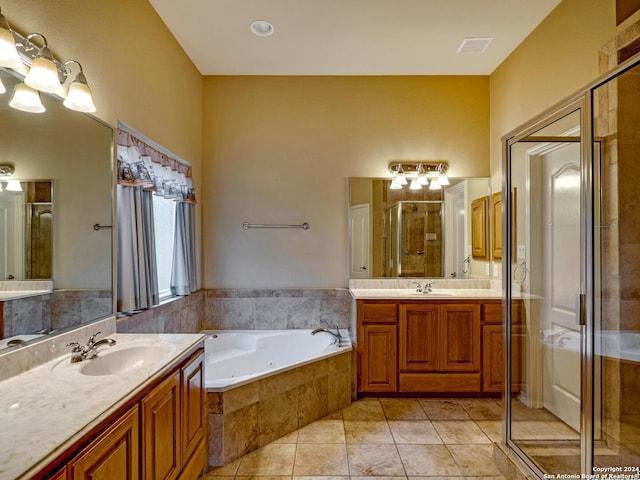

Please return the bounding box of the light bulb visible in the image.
[64,79,96,112]
[9,82,45,113]
[437,173,450,185]
[6,179,22,191]
[429,180,442,190]
[0,12,21,69]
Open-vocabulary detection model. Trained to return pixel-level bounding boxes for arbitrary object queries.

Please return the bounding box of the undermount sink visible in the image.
[79,345,170,376]
[53,343,172,376]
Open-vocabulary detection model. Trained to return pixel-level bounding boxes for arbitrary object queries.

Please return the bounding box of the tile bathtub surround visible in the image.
[2,289,112,338]
[207,349,353,467]
[205,396,507,479]
[116,290,204,334]
[204,288,352,331]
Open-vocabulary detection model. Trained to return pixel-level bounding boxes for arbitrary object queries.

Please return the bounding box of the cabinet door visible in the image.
[439,304,481,372]
[48,468,67,480]
[68,406,139,480]
[142,371,181,480]
[471,196,488,259]
[181,351,205,469]
[399,304,439,372]
[360,324,397,392]
[482,324,504,392]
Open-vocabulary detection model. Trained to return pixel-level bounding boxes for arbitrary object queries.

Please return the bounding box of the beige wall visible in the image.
[2,0,203,286]
[489,0,616,185]
[202,76,489,288]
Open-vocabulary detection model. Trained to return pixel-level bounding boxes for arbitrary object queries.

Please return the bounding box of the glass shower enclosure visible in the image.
[502,53,640,478]
[384,201,444,277]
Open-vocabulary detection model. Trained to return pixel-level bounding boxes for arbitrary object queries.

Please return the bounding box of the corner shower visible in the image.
[383,201,444,277]
[502,50,640,477]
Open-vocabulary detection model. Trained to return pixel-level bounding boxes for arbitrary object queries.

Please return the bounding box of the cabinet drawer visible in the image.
[399,373,481,393]
[482,303,502,324]
[360,302,398,323]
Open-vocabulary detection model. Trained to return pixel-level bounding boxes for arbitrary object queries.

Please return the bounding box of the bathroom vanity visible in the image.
[0,332,206,480]
[351,283,523,395]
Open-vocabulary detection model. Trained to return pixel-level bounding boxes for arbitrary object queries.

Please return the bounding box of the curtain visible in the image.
[116,128,197,309]
[117,184,159,312]
[170,202,197,296]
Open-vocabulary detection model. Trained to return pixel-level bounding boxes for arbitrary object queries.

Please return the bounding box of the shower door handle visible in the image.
[575,293,586,326]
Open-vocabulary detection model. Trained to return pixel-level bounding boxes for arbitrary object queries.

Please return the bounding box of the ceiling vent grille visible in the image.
[457,37,493,54]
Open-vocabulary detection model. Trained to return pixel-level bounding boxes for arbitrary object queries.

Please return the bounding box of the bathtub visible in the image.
[203,329,352,391]
[203,329,353,466]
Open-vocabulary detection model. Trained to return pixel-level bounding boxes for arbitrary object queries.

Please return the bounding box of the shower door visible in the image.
[505,105,586,477]
[504,55,640,479]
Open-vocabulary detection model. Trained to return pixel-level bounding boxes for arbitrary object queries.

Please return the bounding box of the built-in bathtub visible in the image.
[203,329,353,466]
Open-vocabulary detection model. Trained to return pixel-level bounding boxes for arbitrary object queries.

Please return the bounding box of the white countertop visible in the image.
[350,287,503,300]
[0,332,205,480]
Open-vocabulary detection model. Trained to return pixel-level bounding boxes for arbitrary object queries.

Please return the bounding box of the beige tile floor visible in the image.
[205,397,507,480]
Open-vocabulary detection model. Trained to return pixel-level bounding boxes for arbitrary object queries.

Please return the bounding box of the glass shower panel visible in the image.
[592,61,640,470]
[508,108,584,476]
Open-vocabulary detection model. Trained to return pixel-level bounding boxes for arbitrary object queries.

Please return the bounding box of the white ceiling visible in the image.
[148,0,561,76]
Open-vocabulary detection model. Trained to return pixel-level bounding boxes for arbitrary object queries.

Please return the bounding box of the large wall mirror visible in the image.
[349,177,492,279]
[0,68,113,351]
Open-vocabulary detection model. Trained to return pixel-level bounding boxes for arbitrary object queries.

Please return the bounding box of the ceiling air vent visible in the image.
[457,37,494,54]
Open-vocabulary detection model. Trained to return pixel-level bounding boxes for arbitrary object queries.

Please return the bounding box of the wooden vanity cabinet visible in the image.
[141,349,205,480]
[398,303,481,393]
[357,299,524,395]
[41,347,205,480]
[357,302,398,393]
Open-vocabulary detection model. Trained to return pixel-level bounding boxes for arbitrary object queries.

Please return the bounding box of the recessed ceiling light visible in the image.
[457,37,493,54]
[250,20,274,37]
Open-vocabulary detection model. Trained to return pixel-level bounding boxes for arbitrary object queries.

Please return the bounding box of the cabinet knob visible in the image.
[360,266,367,270]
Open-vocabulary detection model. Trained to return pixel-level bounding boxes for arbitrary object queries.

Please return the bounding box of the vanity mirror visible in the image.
[349,177,492,279]
[0,67,113,349]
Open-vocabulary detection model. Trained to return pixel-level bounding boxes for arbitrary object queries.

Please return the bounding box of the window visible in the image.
[153,195,175,300]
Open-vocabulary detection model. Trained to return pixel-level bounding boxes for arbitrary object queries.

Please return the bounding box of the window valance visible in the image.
[117,129,196,203]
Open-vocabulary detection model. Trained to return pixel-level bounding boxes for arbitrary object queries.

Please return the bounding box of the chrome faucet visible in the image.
[67,331,117,363]
[311,326,343,345]
[413,281,433,293]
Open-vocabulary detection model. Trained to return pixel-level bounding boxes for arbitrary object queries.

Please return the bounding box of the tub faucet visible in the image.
[311,326,343,346]
[67,331,117,363]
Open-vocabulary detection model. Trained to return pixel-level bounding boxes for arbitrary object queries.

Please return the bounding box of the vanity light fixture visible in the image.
[0,8,21,68]
[62,60,96,112]
[0,7,97,113]
[0,164,15,176]
[0,75,5,94]
[23,33,63,96]
[9,82,45,113]
[388,162,449,191]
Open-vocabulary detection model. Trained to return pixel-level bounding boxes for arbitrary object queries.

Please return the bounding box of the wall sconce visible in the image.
[0,8,21,68]
[9,82,45,112]
[62,60,96,112]
[23,33,63,95]
[0,6,96,113]
[388,162,449,191]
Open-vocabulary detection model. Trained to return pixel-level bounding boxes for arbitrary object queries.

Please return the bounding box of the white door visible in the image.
[350,204,370,278]
[540,142,581,431]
